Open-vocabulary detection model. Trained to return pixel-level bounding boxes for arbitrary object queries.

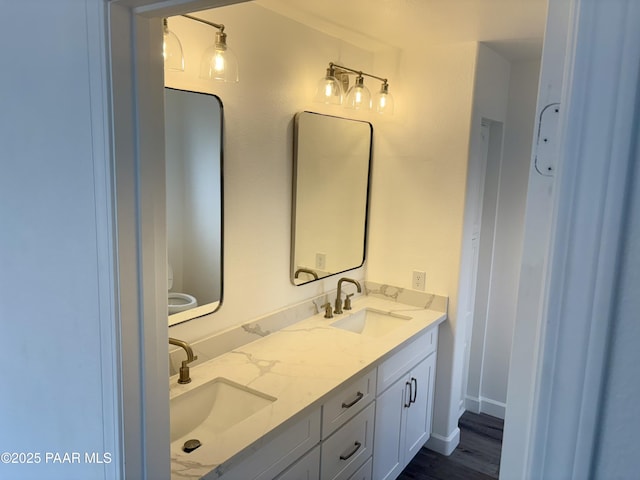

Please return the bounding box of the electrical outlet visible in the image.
[316,253,327,270]
[412,270,426,291]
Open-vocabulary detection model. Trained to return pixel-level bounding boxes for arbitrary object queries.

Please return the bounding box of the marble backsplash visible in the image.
[169,282,447,375]
[364,281,448,312]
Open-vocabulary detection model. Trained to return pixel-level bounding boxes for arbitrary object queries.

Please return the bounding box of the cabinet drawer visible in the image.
[220,407,321,480]
[275,445,320,480]
[321,403,375,480]
[376,327,437,395]
[322,368,376,438]
[348,456,372,480]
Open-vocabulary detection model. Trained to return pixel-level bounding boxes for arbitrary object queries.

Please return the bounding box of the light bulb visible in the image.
[199,30,239,82]
[374,82,394,115]
[345,76,371,110]
[213,50,225,73]
[314,67,344,105]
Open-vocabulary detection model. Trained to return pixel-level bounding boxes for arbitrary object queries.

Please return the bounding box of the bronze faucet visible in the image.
[334,278,362,314]
[169,337,198,384]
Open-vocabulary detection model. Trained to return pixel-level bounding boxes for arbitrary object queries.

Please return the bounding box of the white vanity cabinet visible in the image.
[198,323,439,480]
[373,328,438,480]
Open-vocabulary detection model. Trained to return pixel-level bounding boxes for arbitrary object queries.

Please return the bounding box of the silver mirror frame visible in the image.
[290,111,373,286]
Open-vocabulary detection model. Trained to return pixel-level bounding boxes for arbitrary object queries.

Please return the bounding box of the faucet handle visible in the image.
[322,302,334,319]
[344,293,354,311]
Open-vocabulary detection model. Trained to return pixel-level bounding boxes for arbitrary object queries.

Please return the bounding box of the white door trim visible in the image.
[528,0,640,478]
[107,1,247,478]
[503,0,640,478]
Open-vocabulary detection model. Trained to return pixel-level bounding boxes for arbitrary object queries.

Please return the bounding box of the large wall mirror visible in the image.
[291,112,373,285]
[165,88,223,326]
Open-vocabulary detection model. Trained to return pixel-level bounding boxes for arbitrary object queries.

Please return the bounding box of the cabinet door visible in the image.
[372,376,410,480]
[403,354,435,463]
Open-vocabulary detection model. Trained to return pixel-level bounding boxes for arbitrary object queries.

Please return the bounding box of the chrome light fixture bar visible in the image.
[314,62,394,114]
[163,15,239,83]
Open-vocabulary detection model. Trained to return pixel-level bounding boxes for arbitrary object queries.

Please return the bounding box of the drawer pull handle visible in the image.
[342,391,364,409]
[404,381,412,408]
[411,377,418,404]
[339,441,362,460]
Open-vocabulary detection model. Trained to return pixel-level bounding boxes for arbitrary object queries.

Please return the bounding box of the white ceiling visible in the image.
[256,0,548,61]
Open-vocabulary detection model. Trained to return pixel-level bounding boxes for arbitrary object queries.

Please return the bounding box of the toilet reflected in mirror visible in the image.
[168,263,198,315]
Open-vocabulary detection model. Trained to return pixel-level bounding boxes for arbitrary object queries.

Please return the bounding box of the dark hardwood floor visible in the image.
[398,412,504,480]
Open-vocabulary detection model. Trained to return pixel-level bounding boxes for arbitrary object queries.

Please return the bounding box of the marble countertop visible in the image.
[170,294,446,479]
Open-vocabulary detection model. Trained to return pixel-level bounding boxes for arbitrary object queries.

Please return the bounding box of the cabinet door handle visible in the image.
[404,381,412,408]
[411,377,418,404]
[339,441,362,460]
[341,391,364,409]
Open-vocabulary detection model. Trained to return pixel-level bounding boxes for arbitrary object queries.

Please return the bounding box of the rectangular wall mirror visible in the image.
[165,87,223,325]
[291,111,373,285]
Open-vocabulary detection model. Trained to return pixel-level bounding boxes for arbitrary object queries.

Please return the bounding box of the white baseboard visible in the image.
[458,398,466,419]
[465,395,505,419]
[480,397,506,419]
[465,396,481,414]
[426,427,460,456]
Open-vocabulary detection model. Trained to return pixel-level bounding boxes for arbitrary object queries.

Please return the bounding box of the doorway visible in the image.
[463,118,507,419]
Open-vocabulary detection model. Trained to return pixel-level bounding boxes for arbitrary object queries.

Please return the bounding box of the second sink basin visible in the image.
[330,308,412,337]
[170,377,276,443]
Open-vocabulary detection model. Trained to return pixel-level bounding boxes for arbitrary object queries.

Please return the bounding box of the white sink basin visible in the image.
[170,377,276,443]
[330,308,412,337]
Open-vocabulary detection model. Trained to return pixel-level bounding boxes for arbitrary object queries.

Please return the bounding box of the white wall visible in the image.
[366,42,479,453]
[482,59,540,411]
[0,2,121,479]
[466,57,541,418]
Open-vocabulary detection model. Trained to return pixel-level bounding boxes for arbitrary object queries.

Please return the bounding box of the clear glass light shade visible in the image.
[314,68,344,105]
[199,32,239,82]
[374,83,394,115]
[344,76,371,110]
[163,20,184,71]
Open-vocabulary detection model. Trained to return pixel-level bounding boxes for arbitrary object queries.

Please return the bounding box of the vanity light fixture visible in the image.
[163,15,239,83]
[163,18,184,72]
[315,62,394,114]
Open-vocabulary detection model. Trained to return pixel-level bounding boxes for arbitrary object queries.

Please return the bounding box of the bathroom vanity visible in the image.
[169,286,446,480]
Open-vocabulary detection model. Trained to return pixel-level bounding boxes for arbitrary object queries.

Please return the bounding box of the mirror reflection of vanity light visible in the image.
[165,87,224,326]
[291,112,373,286]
